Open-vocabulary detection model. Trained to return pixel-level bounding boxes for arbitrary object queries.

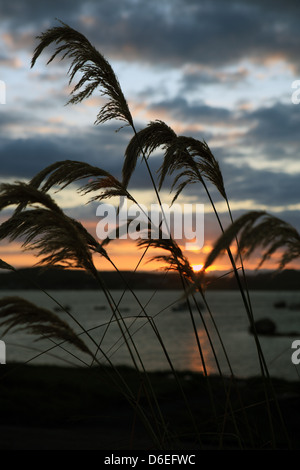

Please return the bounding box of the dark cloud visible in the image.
[221,162,300,208]
[218,102,300,164]
[180,67,249,92]
[86,0,300,70]
[149,99,300,155]
[0,122,164,191]
[0,124,129,178]
[162,146,300,213]
[151,97,232,125]
[1,0,300,71]
[245,103,300,146]
[1,94,300,220]
[0,0,83,28]
[0,137,81,179]
[0,110,36,127]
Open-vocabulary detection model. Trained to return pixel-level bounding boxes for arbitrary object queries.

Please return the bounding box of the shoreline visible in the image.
[1,267,300,291]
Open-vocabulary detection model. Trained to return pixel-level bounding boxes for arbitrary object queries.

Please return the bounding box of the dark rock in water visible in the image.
[54,305,71,312]
[250,318,300,337]
[249,318,277,336]
[274,300,286,309]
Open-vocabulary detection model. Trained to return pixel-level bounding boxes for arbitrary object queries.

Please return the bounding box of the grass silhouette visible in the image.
[0,20,297,450]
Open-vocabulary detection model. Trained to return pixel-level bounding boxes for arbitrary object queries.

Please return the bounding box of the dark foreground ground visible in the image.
[0,363,300,451]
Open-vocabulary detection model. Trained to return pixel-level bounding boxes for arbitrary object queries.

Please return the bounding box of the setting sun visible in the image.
[192,264,204,272]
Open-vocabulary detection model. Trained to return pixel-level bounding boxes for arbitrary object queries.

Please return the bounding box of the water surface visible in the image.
[2,289,300,381]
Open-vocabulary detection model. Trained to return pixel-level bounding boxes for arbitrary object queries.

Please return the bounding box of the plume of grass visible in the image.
[0,181,64,214]
[31,20,133,127]
[204,210,300,271]
[0,209,98,273]
[0,296,91,355]
[30,22,169,262]
[122,120,177,188]
[139,237,194,276]
[158,135,226,202]
[30,160,135,203]
[0,182,108,274]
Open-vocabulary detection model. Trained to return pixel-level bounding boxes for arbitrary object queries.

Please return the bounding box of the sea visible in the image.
[2,288,300,382]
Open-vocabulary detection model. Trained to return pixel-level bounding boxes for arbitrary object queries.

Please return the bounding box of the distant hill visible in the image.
[207,269,300,291]
[0,267,300,290]
[0,267,181,290]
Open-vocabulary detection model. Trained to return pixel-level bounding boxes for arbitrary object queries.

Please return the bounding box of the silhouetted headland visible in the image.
[0,267,300,290]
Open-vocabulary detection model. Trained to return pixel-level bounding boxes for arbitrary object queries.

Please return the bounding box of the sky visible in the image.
[1,0,300,273]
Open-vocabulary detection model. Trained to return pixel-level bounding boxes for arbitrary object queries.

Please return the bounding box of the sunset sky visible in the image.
[1,0,300,273]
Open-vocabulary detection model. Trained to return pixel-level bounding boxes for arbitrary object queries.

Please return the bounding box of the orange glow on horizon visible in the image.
[205,264,219,273]
[1,237,300,274]
[191,263,221,274]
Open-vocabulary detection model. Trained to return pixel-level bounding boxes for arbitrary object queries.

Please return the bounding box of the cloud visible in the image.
[179,66,250,92]
[1,0,300,266]
[86,0,300,70]
[0,137,78,178]
[1,0,300,72]
[0,0,83,28]
[150,97,232,126]
[0,121,162,188]
[1,89,300,221]
[245,103,300,146]
[175,153,300,217]
[0,54,22,69]
[222,162,300,208]
[218,102,300,170]
[1,31,35,53]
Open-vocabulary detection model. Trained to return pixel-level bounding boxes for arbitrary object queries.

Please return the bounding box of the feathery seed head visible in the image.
[204,211,300,271]
[0,296,91,355]
[31,20,133,126]
[123,120,177,188]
